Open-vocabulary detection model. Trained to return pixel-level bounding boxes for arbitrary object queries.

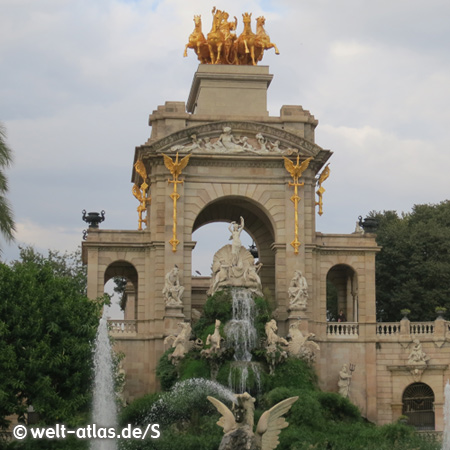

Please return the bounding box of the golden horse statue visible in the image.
[183,15,209,63]
[207,7,225,64]
[184,9,279,66]
[255,16,280,62]
[234,12,259,65]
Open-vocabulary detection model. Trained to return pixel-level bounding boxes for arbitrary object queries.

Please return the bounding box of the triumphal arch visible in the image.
[82,10,450,431]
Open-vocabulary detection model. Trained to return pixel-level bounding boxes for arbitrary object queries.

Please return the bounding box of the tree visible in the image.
[371,201,450,322]
[0,247,104,429]
[0,123,15,250]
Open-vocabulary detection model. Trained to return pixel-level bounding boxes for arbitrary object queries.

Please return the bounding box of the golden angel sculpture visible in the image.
[132,160,150,230]
[207,392,298,450]
[184,8,279,65]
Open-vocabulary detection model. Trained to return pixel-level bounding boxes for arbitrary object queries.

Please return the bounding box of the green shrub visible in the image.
[268,358,318,391]
[316,391,362,422]
[179,354,210,381]
[119,392,160,426]
[155,349,178,391]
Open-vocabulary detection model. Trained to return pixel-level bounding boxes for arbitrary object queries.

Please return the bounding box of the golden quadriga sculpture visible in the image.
[184,8,279,65]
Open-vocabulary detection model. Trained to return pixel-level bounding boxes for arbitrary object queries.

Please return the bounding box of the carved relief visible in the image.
[168,126,299,156]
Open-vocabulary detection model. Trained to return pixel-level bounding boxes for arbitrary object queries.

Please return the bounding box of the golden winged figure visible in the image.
[162,152,191,180]
[282,155,313,181]
[208,393,298,450]
[134,160,147,181]
[318,163,330,185]
[132,183,143,202]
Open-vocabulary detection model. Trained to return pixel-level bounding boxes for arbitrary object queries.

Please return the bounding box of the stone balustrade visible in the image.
[410,322,434,335]
[108,320,137,336]
[326,322,359,337]
[376,322,401,336]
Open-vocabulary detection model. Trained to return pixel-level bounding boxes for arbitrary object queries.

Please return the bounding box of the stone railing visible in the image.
[410,322,434,335]
[376,323,401,336]
[108,320,137,335]
[326,322,359,337]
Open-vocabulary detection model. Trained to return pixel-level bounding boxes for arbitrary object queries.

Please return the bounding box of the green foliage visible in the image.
[0,247,104,429]
[192,290,232,341]
[316,391,362,422]
[267,358,318,391]
[155,349,178,391]
[0,122,15,248]
[178,353,210,381]
[371,202,450,321]
[253,295,272,341]
[119,392,161,426]
[203,290,233,322]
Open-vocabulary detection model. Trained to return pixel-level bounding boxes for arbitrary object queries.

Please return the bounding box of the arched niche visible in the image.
[104,260,138,321]
[326,264,358,322]
[402,382,435,430]
[192,195,276,296]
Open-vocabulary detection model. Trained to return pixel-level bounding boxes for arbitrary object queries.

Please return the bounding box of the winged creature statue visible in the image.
[162,152,191,181]
[318,163,330,185]
[207,392,298,450]
[282,155,313,182]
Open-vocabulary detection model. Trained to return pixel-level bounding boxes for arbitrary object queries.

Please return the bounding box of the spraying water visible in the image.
[443,381,450,450]
[145,378,236,424]
[91,314,118,450]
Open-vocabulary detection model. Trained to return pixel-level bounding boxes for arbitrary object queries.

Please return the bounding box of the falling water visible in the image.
[225,288,261,393]
[91,314,118,450]
[225,288,257,361]
[443,381,450,450]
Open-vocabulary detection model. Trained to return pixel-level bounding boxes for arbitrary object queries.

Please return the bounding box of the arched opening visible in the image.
[326,264,358,322]
[191,195,276,305]
[104,260,138,321]
[402,382,435,430]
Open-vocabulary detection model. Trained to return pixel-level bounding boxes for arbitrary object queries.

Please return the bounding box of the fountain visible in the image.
[225,288,262,393]
[91,313,118,450]
[443,381,450,450]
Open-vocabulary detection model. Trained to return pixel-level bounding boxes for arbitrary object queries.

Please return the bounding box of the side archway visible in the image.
[326,264,358,322]
[402,382,435,430]
[104,260,138,321]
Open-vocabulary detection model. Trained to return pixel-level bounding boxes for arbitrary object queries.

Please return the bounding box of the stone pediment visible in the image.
[138,121,331,164]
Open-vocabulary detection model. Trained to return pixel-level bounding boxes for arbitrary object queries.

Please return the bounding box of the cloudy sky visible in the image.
[2,0,450,282]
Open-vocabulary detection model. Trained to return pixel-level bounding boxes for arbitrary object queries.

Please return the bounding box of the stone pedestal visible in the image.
[164,304,185,338]
[187,64,273,116]
[288,307,309,334]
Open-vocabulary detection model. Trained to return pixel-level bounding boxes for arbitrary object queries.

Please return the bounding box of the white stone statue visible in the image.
[213,126,243,153]
[265,319,288,375]
[408,338,429,365]
[288,270,308,310]
[164,322,193,365]
[338,364,352,397]
[229,216,245,266]
[163,265,185,306]
[287,321,320,365]
[208,235,263,297]
[207,392,298,450]
[202,319,223,357]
